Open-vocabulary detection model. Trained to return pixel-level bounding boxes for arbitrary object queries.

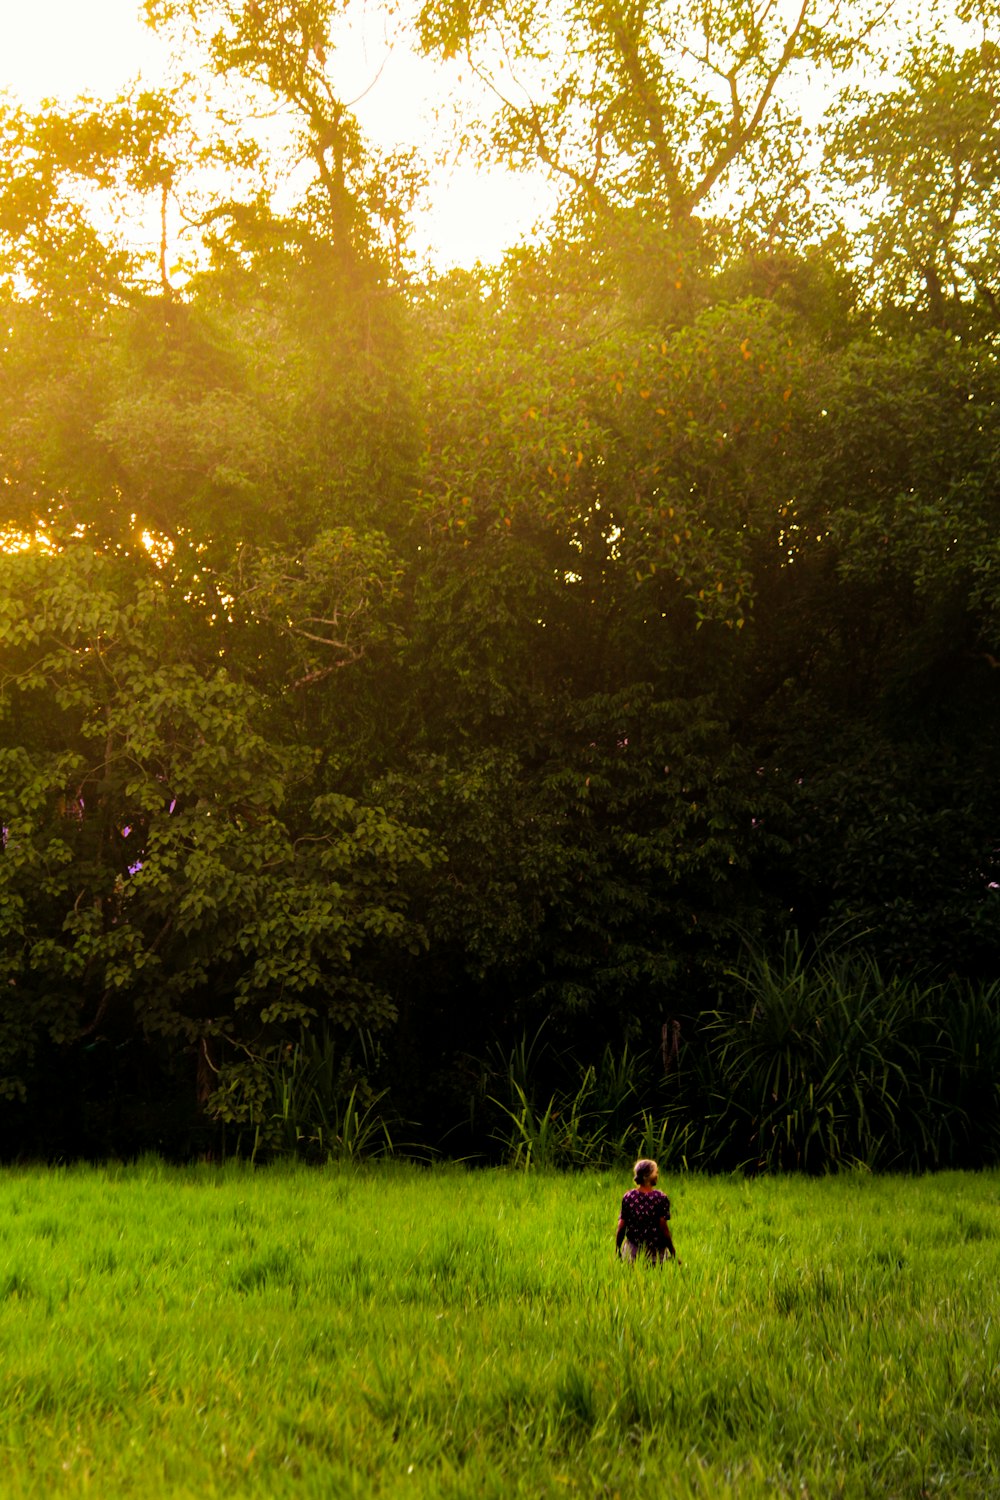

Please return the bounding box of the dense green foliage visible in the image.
[1,1,999,1161]
[0,1163,999,1496]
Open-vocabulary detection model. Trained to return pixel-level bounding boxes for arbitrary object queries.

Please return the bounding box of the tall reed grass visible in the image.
[200,938,1000,1174]
[475,937,1000,1174]
[697,934,1000,1171]
[207,1028,397,1162]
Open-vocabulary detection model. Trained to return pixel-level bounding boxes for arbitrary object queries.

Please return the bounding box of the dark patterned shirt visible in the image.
[620,1188,671,1247]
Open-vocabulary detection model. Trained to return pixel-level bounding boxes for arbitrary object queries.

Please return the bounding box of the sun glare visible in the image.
[141,529,175,566]
[0,526,57,555]
[0,528,32,554]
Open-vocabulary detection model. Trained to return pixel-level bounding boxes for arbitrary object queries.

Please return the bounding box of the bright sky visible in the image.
[0,0,550,269]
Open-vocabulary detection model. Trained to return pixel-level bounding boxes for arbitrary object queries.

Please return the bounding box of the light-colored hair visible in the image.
[633,1158,658,1185]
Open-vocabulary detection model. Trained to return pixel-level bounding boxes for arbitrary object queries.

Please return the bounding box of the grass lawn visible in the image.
[0,1161,997,1496]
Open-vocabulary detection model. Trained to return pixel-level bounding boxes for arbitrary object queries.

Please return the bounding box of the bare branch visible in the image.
[159,182,174,296]
[344,50,393,111]
[523,104,609,197]
[604,14,691,219]
[691,0,809,209]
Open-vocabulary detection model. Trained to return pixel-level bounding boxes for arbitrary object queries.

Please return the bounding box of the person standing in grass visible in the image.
[616,1158,680,1264]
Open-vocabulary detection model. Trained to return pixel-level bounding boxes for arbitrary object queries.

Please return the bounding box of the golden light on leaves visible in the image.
[141,529,175,566]
[0,527,57,555]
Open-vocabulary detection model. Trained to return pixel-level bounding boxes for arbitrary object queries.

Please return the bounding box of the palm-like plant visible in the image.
[705,932,949,1171]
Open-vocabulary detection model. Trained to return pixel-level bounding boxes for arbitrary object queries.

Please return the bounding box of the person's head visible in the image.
[633,1158,658,1187]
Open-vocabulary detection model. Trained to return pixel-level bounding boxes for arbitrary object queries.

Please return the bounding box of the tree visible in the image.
[0,0,423,554]
[0,542,433,1116]
[828,24,1000,329]
[144,0,424,275]
[418,0,883,247]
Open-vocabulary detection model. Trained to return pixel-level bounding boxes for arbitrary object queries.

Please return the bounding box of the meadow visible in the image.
[0,1163,997,1497]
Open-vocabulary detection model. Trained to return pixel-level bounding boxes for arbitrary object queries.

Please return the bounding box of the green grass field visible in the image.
[0,1162,997,1497]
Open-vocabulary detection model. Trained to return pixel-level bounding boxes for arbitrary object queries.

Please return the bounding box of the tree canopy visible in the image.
[1,0,999,1163]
